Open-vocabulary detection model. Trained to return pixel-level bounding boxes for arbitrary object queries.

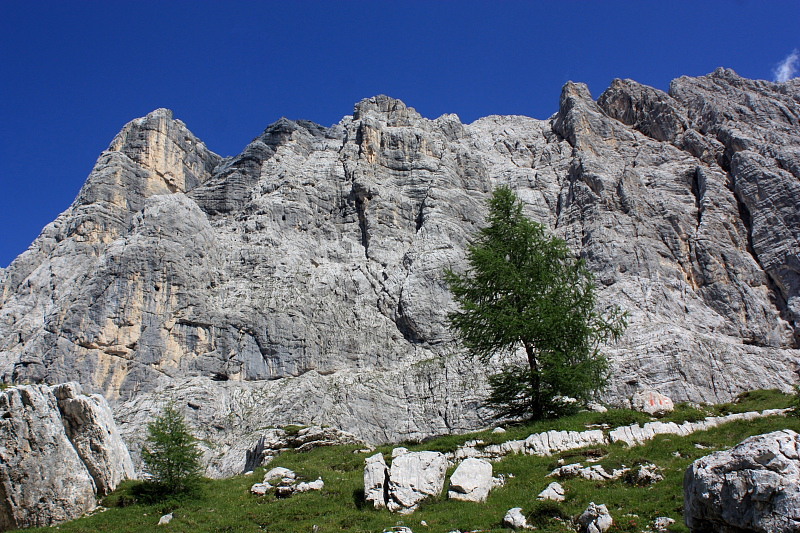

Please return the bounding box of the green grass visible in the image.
[14,390,798,533]
[711,388,792,415]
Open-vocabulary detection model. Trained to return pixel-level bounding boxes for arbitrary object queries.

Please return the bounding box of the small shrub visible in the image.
[527,501,571,530]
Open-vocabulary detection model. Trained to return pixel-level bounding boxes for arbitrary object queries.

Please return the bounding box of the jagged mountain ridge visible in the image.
[1,69,799,465]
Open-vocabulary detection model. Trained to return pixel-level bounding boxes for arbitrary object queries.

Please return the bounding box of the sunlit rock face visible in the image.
[1,71,798,456]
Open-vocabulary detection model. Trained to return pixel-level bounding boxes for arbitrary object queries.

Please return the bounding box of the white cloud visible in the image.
[773,49,799,82]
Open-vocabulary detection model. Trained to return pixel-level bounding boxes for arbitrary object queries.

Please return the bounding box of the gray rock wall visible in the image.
[1,70,798,454]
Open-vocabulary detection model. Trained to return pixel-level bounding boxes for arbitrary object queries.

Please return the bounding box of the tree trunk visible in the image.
[524,341,542,419]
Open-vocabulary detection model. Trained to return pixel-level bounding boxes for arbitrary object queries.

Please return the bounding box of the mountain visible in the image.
[1,69,798,472]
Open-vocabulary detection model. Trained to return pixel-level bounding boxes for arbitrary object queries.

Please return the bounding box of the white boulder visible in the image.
[587,402,608,413]
[653,516,675,531]
[578,502,613,533]
[631,390,674,416]
[448,458,495,502]
[0,384,134,530]
[250,482,272,495]
[537,481,565,502]
[548,463,628,481]
[502,507,532,530]
[684,429,800,533]
[364,453,389,509]
[386,451,448,514]
[629,463,663,485]
[295,478,324,492]
[263,466,296,483]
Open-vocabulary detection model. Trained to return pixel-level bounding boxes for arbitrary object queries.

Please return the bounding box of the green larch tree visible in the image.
[445,186,626,420]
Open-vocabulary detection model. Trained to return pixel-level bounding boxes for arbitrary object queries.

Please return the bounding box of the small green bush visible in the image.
[526,501,570,529]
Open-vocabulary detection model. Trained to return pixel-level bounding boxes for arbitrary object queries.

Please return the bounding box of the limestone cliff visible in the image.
[1,70,798,469]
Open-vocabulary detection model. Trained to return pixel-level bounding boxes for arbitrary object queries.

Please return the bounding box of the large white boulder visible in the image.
[386,450,448,514]
[0,385,97,530]
[363,452,389,508]
[52,383,135,495]
[448,457,495,502]
[684,429,800,532]
[0,384,135,530]
[631,390,674,416]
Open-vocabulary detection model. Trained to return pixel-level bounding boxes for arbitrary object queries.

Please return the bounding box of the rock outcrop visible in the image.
[452,408,788,463]
[386,450,448,513]
[229,425,362,478]
[52,383,135,495]
[1,70,799,455]
[0,384,133,530]
[364,452,390,508]
[363,449,448,513]
[548,463,629,482]
[684,429,800,532]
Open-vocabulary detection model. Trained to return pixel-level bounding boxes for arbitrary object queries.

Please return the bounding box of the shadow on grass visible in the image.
[352,488,366,510]
[103,479,203,509]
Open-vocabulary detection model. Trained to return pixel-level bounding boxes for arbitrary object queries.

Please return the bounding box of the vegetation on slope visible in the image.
[15,390,797,533]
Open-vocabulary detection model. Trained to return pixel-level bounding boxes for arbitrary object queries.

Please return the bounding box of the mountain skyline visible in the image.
[2,0,799,267]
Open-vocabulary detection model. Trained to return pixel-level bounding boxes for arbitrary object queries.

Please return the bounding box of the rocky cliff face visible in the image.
[1,70,798,465]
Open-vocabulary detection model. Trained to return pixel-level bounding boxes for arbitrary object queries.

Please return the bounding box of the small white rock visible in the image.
[492,427,507,434]
[264,466,296,483]
[578,502,613,533]
[295,477,324,492]
[392,447,410,458]
[537,481,565,502]
[653,516,676,531]
[502,507,532,530]
[158,513,173,525]
[250,482,272,495]
[632,390,674,416]
[587,402,608,413]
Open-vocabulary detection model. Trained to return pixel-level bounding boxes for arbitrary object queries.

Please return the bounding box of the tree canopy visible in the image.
[445,186,626,419]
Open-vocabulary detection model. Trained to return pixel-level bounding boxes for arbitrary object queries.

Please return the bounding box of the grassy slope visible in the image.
[17,390,798,533]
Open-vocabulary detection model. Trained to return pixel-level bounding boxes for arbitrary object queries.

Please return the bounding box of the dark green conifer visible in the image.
[446,186,626,419]
[141,403,203,494]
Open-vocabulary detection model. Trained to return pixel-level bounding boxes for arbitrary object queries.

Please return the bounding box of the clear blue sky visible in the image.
[2,0,798,267]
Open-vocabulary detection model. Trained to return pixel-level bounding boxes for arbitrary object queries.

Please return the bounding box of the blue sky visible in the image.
[1,0,798,267]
